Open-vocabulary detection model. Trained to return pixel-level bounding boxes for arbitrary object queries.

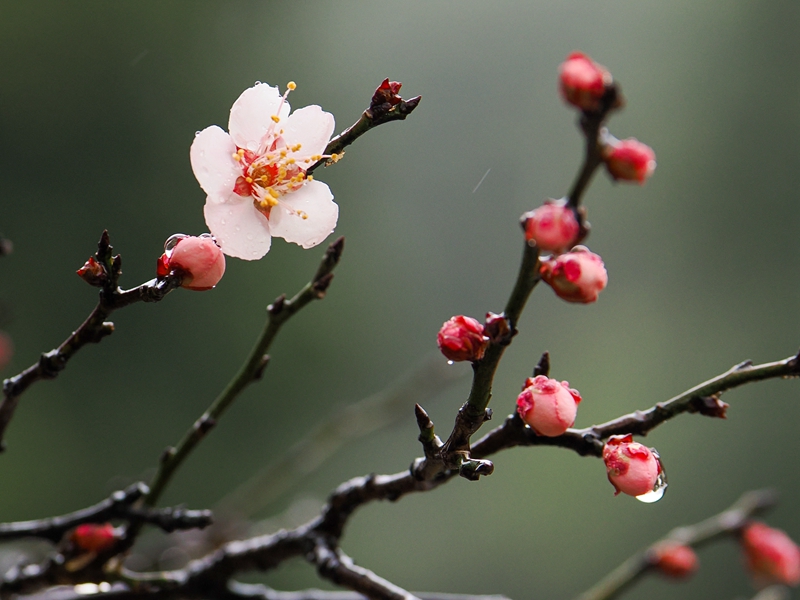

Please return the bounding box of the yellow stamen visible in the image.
[268,188,280,199]
[287,81,297,90]
[291,143,302,152]
[245,176,253,184]
[271,115,280,123]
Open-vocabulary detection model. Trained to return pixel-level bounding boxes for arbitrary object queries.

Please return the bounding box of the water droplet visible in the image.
[199,151,205,157]
[228,210,234,216]
[447,360,454,366]
[164,233,188,256]
[221,219,226,225]
[195,131,201,136]
[636,450,668,503]
[254,80,261,85]
[235,226,241,232]
[199,233,213,239]
[246,234,253,240]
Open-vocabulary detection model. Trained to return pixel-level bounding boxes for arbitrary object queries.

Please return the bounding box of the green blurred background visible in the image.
[1,1,799,598]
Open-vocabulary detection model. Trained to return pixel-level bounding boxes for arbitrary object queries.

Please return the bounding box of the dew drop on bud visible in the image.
[199,233,213,239]
[636,451,668,503]
[447,360,454,365]
[164,233,188,257]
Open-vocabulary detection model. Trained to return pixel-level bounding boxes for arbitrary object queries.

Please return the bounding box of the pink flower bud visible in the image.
[651,542,698,579]
[71,523,118,553]
[602,434,661,497]
[522,200,580,254]
[516,375,582,437]
[437,315,488,362]
[540,246,607,304]
[741,522,800,587]
[559,52,612,112]
[157,235,226,291]
[603,138,656,184]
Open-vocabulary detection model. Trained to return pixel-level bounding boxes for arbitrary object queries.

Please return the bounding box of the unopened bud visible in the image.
[157,235,225,291]
[70,523,118,553]
[741,522,800,587]
[651,542,698,579]
[559,52,612,112]
[602,434,661,497]
[516,375,582,437]
[437,315,488,362]
[76,257,106,287]
[603,138,656,184]
[540,246,607,304]
[483,312,511,344]
[522,200,580,254]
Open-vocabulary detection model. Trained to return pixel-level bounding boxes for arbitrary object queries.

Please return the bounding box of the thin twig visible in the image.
[575,489,777,600]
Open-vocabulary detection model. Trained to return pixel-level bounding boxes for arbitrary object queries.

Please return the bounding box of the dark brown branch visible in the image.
[306,80,420,176]
[575,489,777,600]
[0,232,182,451]
[227,582,511,600]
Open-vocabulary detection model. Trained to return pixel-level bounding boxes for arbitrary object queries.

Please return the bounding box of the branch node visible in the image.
[160,446,177,464]
[268,295,286,315]
[533,352,551,377]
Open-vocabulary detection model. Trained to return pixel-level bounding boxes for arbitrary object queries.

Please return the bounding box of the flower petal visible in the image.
[190,126,240,202]
[269,181,338,249]
[228,83,291,151]
[282,105,335,160]
[204,199,272,260]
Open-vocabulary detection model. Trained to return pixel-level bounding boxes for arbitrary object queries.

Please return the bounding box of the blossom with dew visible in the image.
[559,52,612,112]
[71,523,118,553]
[191,82,339,260]
[540,246,608,304]
[516,375,582,437]
[522,200,580,254]
[437,315,488,362]
[603,138,656,184]
[650,542,698,579]
[741,522,800,587]
[602,434,662,497]
[156,234,226,291]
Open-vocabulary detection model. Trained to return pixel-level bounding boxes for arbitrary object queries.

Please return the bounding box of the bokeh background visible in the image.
[1,2,799,599]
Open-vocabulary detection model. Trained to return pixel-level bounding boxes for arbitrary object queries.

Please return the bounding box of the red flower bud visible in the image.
[603,138,656,184]
[0,331,12,371]
[76,256,107,287]
[540,246,607,304]
[741,522,800,587]
[559,52,612,112]
[157,234,226,291]
[71,523,118,553]
[522,200,580,254]
[651,542,698,579]
[437,315,488,362]
[516,375,582,437]
[602,434,663,498]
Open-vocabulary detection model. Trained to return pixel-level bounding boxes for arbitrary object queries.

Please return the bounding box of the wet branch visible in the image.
[142,238,345,512]
[0,232,182,452]
[575,489,778,600]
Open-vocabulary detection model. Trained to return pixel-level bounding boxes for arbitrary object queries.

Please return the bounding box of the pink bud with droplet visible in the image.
[522,200,580,254]
[157,235,226,291]
[516,375,582,437]
[437,315,488,362]
[741,522,800,587]
[602,434,661,497]
[558,52,612,112]
[540,246,607,304]
[651,542,698,579]
[603,138,656,184]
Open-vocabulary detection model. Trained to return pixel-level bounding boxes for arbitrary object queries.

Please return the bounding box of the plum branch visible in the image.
[0,231,182,451]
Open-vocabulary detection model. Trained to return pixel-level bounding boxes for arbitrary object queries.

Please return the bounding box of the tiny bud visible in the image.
[559,52,612,112]
[603,138,656,184]
[741,522,800,587]
[602,434,661,497]
[516,375,582,437]
[70,523,118,553]
[76,257,106,287]
[158,235,226,291]
[651,542,698,579]
[437,315,489,362]
[483,312,511,344]
[0,331,12,371]
[522,200,580,254]
[540,246,607,304]
[371,78,403,110]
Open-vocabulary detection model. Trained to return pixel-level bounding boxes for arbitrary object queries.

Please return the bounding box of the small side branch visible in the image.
[575,489,777,600]
[0,232,181,451]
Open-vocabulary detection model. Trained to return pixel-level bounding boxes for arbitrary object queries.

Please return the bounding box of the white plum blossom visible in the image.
[190,82,338,260]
